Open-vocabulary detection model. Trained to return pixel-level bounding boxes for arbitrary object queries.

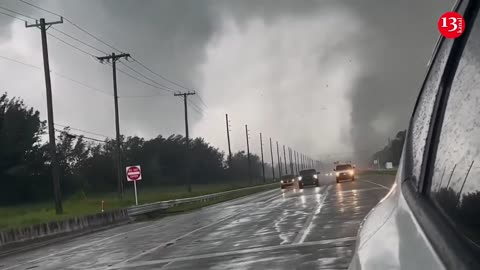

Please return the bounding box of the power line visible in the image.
[47,32,96,57]
[51,27,108,55]
[52,72,112,96]
[195,95,208,108]
[0,5,35,20]
[19,0,123,53]
[0,55,41,69]
[120,62,176,94]
[13,2,209,110]
[131,57,193,92]
[116,67,174,94]
[119,93,169,99]
[0,54,111,96]
[187,100,204,116]
[188,101,204,117]
[0,10,26,22]
[54,128,106,143]
[54,123,110,138]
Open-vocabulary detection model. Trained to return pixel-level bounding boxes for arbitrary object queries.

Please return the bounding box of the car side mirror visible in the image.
[333,168,336,171]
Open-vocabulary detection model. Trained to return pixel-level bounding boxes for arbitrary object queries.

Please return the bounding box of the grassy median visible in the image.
[0,181,276,230]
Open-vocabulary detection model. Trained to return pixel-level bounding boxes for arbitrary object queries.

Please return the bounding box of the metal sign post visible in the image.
[126,165,142,205]
[133,180,138,205]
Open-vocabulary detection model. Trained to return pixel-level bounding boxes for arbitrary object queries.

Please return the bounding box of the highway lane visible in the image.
[0,174,395,270]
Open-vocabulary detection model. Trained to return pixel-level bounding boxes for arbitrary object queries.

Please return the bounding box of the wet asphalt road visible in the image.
[0,174,395,270]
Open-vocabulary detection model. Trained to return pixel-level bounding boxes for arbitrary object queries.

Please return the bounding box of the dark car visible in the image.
[334,164,355,183]
[280,174,297,189]
[298,169,319,187]
[350,1,480,269]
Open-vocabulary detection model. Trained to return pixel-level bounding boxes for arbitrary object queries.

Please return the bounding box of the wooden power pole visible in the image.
[96,52,131,199]
[26,17,64,214]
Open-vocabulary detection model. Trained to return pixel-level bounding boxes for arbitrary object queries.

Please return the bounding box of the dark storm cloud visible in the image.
[212,0,451,163]
[0,0,453,165]
[343,0,451,161]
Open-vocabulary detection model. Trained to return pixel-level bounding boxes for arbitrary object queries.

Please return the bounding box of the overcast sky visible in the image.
[0,0,451,165]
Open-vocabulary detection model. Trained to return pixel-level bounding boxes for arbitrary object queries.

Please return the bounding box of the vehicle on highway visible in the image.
[349,1,480,269]
[334,163,355,183]
[298,169,319,187]
[280,174,298,189]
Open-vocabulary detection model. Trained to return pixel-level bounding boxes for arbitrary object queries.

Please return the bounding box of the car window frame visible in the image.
[401,0,480,268]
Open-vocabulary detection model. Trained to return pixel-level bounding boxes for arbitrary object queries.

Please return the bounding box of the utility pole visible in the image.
[245,125,251,184]
[96,52,131,199]
[289,148,294,174]
[174,91,196,192]
[269,138,275,181]
[294,151,299,174]
[26,18,64,214]
[276,141,282,177]
[283,145,288,175]
[225,114,232,165]
[260,133,265,183]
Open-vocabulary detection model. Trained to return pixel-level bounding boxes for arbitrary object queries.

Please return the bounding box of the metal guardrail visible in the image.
[127,183,277,216]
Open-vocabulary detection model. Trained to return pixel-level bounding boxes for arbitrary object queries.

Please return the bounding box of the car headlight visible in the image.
[298,176,302,180]
[313,174,318,179]
[348,170,354,175]
[336,172,340,177]
[281,180,284,183]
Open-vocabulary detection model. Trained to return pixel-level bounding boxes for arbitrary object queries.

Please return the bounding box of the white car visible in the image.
[349,1,480,269]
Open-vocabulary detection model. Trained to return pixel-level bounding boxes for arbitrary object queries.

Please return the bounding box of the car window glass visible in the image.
[407,37,454,186]
[429,13,480,247]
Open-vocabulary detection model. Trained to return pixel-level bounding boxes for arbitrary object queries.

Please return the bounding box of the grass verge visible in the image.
[0,181,276,230]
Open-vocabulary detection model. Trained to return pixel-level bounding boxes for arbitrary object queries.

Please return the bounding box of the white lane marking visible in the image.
[293,185,331,244]
[106,236,357,269]
[336,187,383,194]
[361,179,391,190]
[2,221,165,270]
[113,208,255,268]
[4,189,278,270]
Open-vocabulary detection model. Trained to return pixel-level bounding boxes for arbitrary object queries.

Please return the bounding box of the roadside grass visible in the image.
[0,180,276,230]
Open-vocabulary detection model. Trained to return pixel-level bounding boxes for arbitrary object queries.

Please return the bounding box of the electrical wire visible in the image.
[51,27,108,55]
[116,67,174,94]
[119,62,176,94]
[54,128,106,143]
[0,55,41,69]
[54,123,110,138]
[131,57,193,91]
[0,54,111,96]
[119,94,169,99]
[52,72,112,96]
[47,32,96,57]
[195,95,208,108]
[0,10,26,21]
[19,0,123,53]
[14,1,210,111]
[0,5,35,20]
[188,100,204,116]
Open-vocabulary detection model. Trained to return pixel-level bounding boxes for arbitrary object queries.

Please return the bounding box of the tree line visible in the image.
[0,93,268,205]
[371,130,406,168]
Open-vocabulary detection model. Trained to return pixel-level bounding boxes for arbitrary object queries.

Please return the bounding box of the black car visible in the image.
[298,169,319,187]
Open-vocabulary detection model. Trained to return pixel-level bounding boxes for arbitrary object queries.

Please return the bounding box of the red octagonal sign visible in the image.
[126,165,142,182]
